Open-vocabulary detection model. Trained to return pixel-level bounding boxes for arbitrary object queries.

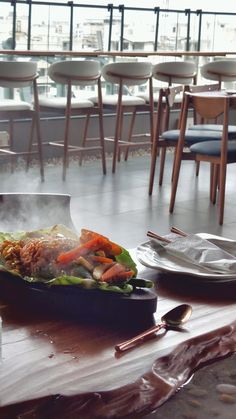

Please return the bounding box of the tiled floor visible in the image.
[1,152,236,248]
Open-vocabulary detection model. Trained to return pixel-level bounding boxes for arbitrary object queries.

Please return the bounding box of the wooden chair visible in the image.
[0,61,44,181]
[188,82,236,136]
[101,62,154,173]
[169,92,236,225]
[149,84,224,194]
[39,60,106,180]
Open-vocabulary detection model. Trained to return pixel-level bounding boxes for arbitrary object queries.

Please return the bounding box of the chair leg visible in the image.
[210,163,218,204]
[169,95,189,213]
[170,140,188,210]
[195,161,200,177]
[171,146,177,182]
[218,163,227,225]
[149,133,159,195]
[159,147,166,186]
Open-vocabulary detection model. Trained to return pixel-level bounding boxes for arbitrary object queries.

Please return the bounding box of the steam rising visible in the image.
[0,193,76,232]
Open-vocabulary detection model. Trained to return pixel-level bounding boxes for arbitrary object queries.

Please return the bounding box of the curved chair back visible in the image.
[0,61,37,88]
[152,61,197,85]
[102,62,152,86]
[48,60,100,86]
[200,60,236,88]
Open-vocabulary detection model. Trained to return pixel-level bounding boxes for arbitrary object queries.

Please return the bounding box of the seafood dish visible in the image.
[0,224,153,294]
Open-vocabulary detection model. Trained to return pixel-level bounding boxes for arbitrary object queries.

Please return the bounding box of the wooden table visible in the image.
[0,255,236,418]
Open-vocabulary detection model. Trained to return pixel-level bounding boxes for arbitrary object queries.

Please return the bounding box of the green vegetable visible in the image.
[47,276,97,288]
[128,278,153,288]
[115,248,137,277]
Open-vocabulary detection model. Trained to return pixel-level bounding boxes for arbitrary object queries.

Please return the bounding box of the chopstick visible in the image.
[147,227,189,244]
[147,230,171,243]
[170,227,188,237]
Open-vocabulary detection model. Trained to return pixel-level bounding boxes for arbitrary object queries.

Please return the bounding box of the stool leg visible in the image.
[112,80,123,173]
[63,82,72,181]
[97,77,106,175]
[124,108,136,161]
[9,118,15,173]
[118,110,124,162]
[33,79,44,182]
[79,114,90,166]
[26,113,35,171]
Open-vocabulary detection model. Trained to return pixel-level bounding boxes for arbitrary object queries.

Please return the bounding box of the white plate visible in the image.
[136,233,236,283]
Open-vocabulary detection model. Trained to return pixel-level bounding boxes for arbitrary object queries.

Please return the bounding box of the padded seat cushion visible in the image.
[91,94,146,106]
[39,96,94,109]
[190,140,236,159]
[189,124,236,138]
[162,129,222,144]
[0,100,32,111]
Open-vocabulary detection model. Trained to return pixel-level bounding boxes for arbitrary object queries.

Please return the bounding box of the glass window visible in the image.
[31,4,70,50]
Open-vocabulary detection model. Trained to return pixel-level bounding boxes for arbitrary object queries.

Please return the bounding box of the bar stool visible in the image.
[0,61,44,181]
[152,60,197,87]
[100,61,153,173]
[138,60,197,104]
[200,60,236,89]
[39,60,106,180]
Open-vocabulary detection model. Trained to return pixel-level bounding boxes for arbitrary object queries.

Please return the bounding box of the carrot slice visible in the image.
[101,263,134,283]
[57,236,111,264]
[80,229,107,243]
[80,229,122,256]
[91,255,114,264]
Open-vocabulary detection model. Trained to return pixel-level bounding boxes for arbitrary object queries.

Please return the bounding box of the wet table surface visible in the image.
[0,255,236,418]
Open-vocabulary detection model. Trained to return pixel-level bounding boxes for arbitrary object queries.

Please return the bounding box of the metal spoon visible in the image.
[115,304,192,353]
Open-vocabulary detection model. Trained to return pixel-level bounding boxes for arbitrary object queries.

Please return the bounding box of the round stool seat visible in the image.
[39,96,94,109]
[0,99,32,111]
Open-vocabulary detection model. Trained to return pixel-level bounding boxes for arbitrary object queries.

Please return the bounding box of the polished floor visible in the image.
[1,152,236,248]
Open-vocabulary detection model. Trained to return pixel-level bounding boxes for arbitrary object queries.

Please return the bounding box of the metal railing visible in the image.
[1,1,236,53]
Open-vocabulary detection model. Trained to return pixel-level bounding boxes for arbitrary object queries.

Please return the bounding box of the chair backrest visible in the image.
[0,61,37,88]
[181,92,229,135]
[185,83,220,93]
[184,83,221,124]
[102,62,152,86]
[200,60,236,88]
[156,85,184,134]
[152,61,197,86]
[48,60,100,86]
